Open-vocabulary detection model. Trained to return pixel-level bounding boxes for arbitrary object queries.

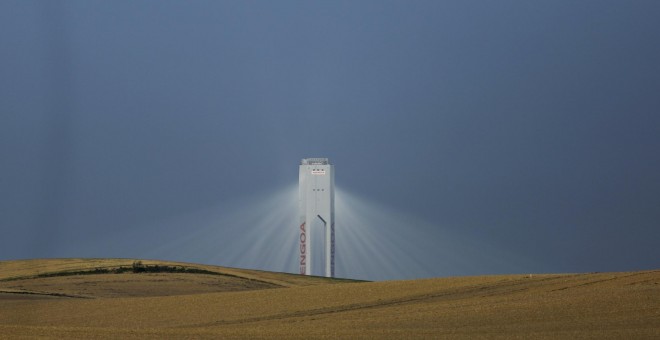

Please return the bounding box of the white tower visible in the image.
[299,158,335,277]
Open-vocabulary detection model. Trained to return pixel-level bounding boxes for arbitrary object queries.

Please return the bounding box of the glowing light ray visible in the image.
[335,187,432,280]
[86,181,535,281]
[98,184,298,272]
[335,187,537,279]
[216,202,298,271]
[194,184,299,271]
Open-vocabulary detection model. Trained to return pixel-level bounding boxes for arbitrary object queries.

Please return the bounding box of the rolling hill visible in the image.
[1,258,658,339]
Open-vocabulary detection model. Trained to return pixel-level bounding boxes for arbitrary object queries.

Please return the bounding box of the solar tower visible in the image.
[298,158,335,277]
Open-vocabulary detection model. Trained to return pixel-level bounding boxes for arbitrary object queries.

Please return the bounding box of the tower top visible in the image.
[301,158,330,165]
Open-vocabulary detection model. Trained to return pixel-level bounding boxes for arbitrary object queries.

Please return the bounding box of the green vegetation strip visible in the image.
[0,262,260,283]
[0,289,91,299]
[0,260,366,285]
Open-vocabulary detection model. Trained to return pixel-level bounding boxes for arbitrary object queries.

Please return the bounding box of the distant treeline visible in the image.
[1,261,223,281]
[128,261,222,275]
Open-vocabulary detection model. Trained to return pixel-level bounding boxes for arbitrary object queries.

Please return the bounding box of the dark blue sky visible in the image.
[2,1,659,279]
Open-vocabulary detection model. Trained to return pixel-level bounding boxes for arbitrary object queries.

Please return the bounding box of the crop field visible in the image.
[0,259,658,339]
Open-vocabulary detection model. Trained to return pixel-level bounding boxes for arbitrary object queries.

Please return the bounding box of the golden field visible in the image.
[0,259,658,339]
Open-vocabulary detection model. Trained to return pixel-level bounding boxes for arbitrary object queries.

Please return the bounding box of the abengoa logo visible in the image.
[299,222,307,274]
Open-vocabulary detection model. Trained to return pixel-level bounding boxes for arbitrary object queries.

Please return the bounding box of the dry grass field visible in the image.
[0,259,658,339]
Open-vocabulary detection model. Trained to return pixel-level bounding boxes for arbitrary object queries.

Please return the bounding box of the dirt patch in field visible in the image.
[0,273,281,298]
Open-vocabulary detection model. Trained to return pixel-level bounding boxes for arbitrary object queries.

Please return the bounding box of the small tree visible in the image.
[132,260,145,273]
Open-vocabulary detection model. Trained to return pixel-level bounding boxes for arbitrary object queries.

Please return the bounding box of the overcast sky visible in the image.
[2,1,659,279]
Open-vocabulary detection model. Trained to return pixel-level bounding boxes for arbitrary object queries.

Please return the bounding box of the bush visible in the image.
[132,260,145,273]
